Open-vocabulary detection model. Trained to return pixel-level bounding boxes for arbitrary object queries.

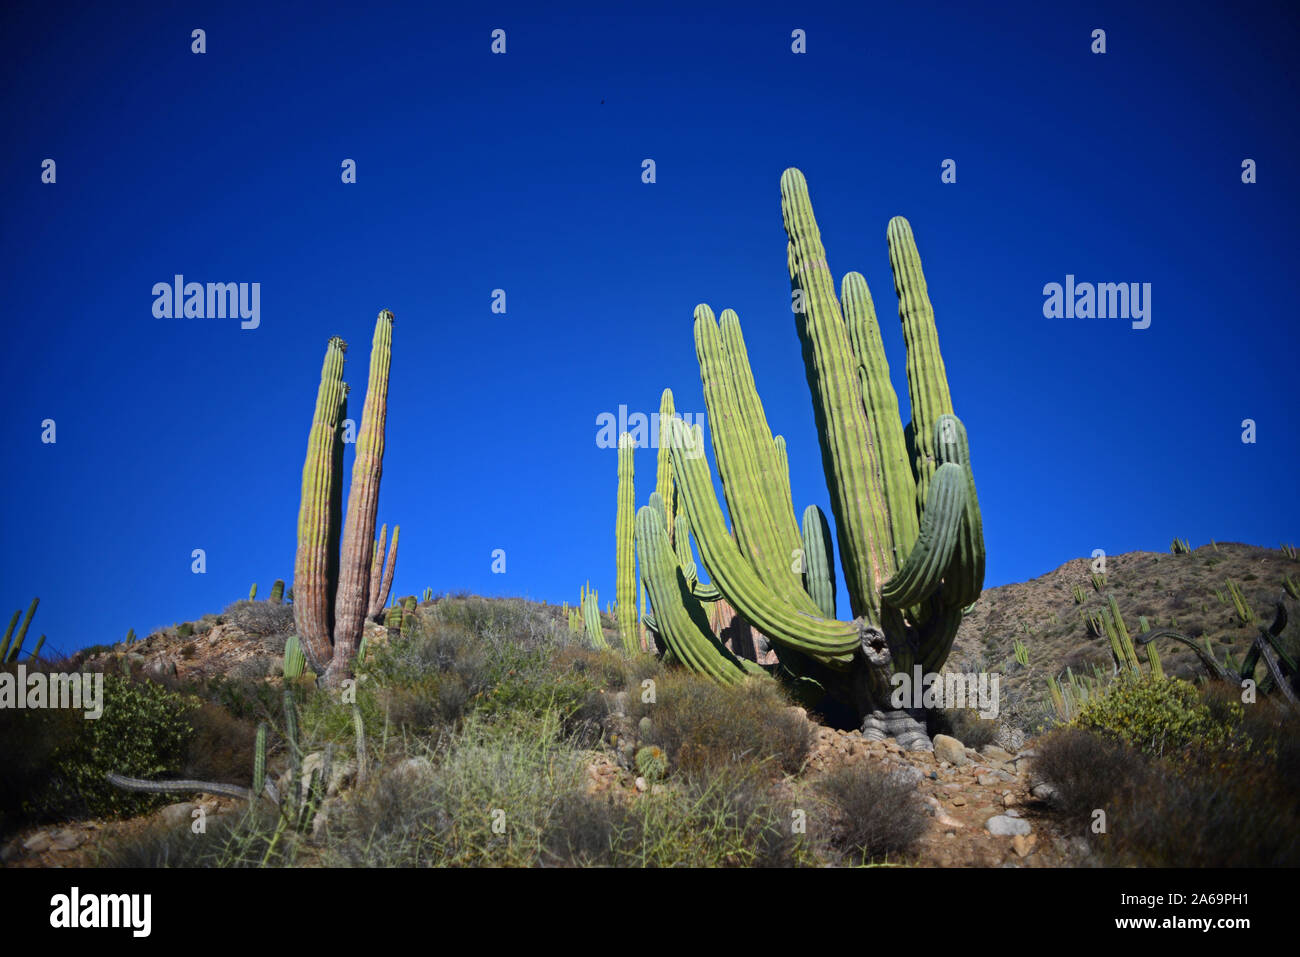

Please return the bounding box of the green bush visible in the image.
[1071,675,1242,761]
[53,675,199,818]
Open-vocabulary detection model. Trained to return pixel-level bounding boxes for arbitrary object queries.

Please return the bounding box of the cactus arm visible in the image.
[801,504,837,618]
[294,336,347,672]
[328,311,394,683]
[635,504,754,684]
[0,608,19,661]
[879,463,966,609]
[656,389,676,545]
[616,433,640,654]
[886,216,955,511]
[105,772,260,802]
[693,307,806,606]
[781,168,893,619]
[370,526,399,620]
[582,587,607,649]
[842,270,918,574]
[367,524,388,617]
[4,597,39,663]
[669,420,860,667]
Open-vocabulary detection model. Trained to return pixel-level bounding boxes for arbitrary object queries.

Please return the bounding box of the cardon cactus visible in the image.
[639,169,985,732]
[615,432,639,653]
[367,524,399,620]
[1,598,39,664]
[581,582,607,649]
[292,311,395,686]
[270,579,285,604]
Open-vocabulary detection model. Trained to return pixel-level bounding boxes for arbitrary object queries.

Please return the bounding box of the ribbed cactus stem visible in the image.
[249,583,258,601]
[781,168,891,618]
[4,598,38,664]
[0,609,19,662]
[329,310,394,684]
[616,433,639,654]
[887,216,954,512]
[293,336,347,672]
[656,389,676,546]
[800,504,837,619]
[270,580,285,604]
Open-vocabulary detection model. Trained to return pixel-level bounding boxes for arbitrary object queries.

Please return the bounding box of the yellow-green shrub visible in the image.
[1071,675,1242,761]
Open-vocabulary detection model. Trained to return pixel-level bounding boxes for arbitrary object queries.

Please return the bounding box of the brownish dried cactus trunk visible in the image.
[327,311,394,684]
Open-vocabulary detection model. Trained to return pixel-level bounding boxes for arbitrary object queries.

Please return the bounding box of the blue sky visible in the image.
[2,1,1297,655]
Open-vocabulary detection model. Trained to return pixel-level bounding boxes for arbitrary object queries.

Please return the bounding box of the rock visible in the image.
[980,744,1013,762]
[1004,808,1022,818]
[950,796,966,807]
[0,841,18,863]
[935,811,965,829]
[1012,833,1037,858]
[159,803,198,828]
[301,753,357,798]
[932,734,968,766]
[1031,782,1059,802]
[985,815,1032,837]
[47,828,86,851]
[977,774,999,787]
[22,832,52,853]
[1002,793,1018,808]
[892,766,924,786]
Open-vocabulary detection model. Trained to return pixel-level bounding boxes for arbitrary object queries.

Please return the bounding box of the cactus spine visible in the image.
[615,432,639,653]
[292,311,395,686]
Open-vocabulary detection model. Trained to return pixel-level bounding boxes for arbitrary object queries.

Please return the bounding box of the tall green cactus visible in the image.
[656,388,676,546]
[581,583,607,650]
[1,598,39,664]
[640,169,984,722]
[292,311,395,686]
[270,579,285,604]
[615,432,640,654]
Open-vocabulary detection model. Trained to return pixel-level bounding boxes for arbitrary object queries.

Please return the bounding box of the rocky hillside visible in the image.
[950,542,1299,728]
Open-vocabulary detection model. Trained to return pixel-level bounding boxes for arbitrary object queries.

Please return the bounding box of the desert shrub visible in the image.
[541,765,803,868]
[630,672,810,776]
[1071,675,1243,761]
[19,675,201,820]
[181,701,258,786]
[0,680,84,835]
[222,599,294,638]
[96,803,289,867]
[815,763,928,864]
[932,706,999,748]
[1031,727,1153,819]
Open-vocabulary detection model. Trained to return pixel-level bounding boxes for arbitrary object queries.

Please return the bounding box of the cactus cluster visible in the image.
[0,598,40,664]
[1226,579,1254,624]
[292,311,396,686]
[1170,538,1191,554]
[632,169,985,722]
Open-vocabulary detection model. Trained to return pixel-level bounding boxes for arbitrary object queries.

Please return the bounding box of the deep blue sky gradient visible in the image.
[2,1,1297,655]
